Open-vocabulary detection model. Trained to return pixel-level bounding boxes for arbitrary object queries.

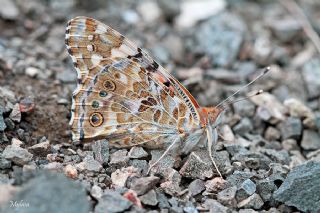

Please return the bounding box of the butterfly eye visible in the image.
[89,112,104,127]
[103,80,116,91]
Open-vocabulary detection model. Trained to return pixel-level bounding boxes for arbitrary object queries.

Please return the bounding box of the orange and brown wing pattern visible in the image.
[65,17,201,147]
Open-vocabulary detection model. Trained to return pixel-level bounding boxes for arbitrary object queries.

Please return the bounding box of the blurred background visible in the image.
[0,0,320,212]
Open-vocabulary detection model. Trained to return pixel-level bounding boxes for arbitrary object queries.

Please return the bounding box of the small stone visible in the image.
[11,138,23,147]
[264,126,281,141]
[250,93,286,124]
[233,117,253,135]
[149,150,176,175]
[64,164,78,179]
[233,100,256,117]
[25,67,40,77]
[204,177,227,194]
[237,193,264,210]
[236,179,256,201]
[0,108,6,131]
[43,162,63,171]
[9,103,21,122]
[2,145,33,166]
[263,149,290,165]
[111,166,138,187]
[129,159,148,174]
[203,199,229,213]
[274,161,320,212]
[90,185,103,200]
[19,97,35,113]
[122,10,140,24]
[123,190,142,208]
[56,69,77,83]
[137,1,161,23]
[282,139,299,151]
[128,147,148,159]
[109,150,129,168]
[188,179,205,196]
[0,154,12,169]
[252,36,272,65]
[0,0,19,20]
[28,140,51,156]
[268,18,301,42]
[284,98,314,119]
[301,130,320,150]
[83,155,102,172]
[92,140,109,165]
[226,171,254,188]
[139,189,158,206]
[217,186,237,207]
[219,125,235,143]
[4,118,14,130]
[302,58,320,98]
[256,178,276,202]
[278,117,302,140]
[157,0,180,21]
[160,169,182,196]
[130,176,160,195]
[95,190,132,213]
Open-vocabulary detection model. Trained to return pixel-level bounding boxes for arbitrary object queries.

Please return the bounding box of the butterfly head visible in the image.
[199,107,225,129]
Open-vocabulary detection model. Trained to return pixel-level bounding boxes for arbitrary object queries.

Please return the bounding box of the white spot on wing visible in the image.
[95,24,107,33]
[111,48,127,58]
[88,35,93,41]
[87,44,94,52]
[91,54,102,67]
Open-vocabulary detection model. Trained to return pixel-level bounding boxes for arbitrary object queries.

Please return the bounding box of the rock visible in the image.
[82,155,102,172]
[233,100,256,117]
[264,126,281,141]
[176,0,226,28]
[204,177,226,195]
[19,97,35,113]
[130,176,160,195]
[92,140,109,165]
[90,185,103,200]
[256,178,277,202]
[157,0,180,21]
[237,193,264,210]
[95,190,132,213]
[217,186,237,207]
[302,58,320,98]
[123,190,142,208]
[139,189,158,206]
[188,179,205,196]
[195,13,245,67]
[4,118,14,130]
[56,69,77,83]
[233,117,253,135]
[160,169,182,196]
[179,151,214,179]
[9,103,21,122]
[111,166,139,187]
[236,179,256,201]
[226,171,254,188]
[274,161,320,212]
[28,140,50,156]
[2,145,33,166]
[128,147,148,159]
[137,1,162,23]
[267,18,301,42]
[0,154,12,169]
[284,98,314,119]
[203,199,229,213]
[250,93,286,124]
[263,149,290,165]
[151,44,170,64]
[64,164,78,179]
[43,162,63,171]
[109,150,129,168]
[0,107,6,131]
[121,10,140,24]
[278,117,302,140]
[162,34,184,62]
[282,139,299,151]
[149,150,176,175]
[1,172,89,213]
[129,159,148,174]
[11,138,23,147]
[0,0,19,20]
[252,36,272,65]
[25,67,40,77]
[301,130,320,150]
[219,125,235,143]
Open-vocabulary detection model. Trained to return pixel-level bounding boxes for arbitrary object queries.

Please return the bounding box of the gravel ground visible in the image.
[0,0,320,212]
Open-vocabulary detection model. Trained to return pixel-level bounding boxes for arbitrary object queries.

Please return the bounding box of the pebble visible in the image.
[90,185,103,200]
[283,98,314,119]
[267,18,301,43]
[130,176,160,196]
[0,108,6,131]
[82,155,102,172]
[111,166,138,187]
[139,189,158,206]
[109,150,129,168]
[300,130,320,150]
[188,179,205,196]
[252,36,272,65]
[19,97,35,113]
[43,162,63,171]
[4,118,14,130]
[250,93,286,124]
[137,1,162,23]
[160,169,182,196]
[264,126,281,141]
[149,150,176,175]
[157,0,180,21]
[0,154,12,169]
[129,159,148,174]
[28,140,51,156]
[233,100,256,117]
[278,117,302,140]
[217,186,237,207]
[95,190,132,213]
[282,139,299,151]
[274,161,320,212]
[64,164,78,179]
[25,67,40,77]
[302,58,320,98]
[179,151,214,179]
[128,147,148,159]
[236,179,256,202]
[226,171,254,188]
[256,178,276,202]
[9,103,21,122]
[203,199,229,213]
[2,145,33,166]
[1,172,90,213]
[92,140,109,166]
[233,117,253,136]
[123,190,142,208]
[237,193,264,210]
[263,149,290,165]
[121,10,140,24]
[0,0,19,20]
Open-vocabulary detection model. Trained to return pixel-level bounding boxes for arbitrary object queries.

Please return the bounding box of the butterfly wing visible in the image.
[65,17,201,147]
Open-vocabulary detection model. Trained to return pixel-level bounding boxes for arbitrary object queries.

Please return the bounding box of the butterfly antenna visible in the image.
[215,66,270,108]
[225,89,264,106]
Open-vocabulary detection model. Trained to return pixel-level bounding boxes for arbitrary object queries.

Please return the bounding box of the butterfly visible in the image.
[65,16,228,177]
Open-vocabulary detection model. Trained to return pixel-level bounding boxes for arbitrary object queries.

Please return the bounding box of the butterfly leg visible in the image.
[147,136,180,174]
[206,127,223,178]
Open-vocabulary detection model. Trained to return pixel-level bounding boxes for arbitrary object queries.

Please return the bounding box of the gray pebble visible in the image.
[2,145,33,166]
[236,179,256,202]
